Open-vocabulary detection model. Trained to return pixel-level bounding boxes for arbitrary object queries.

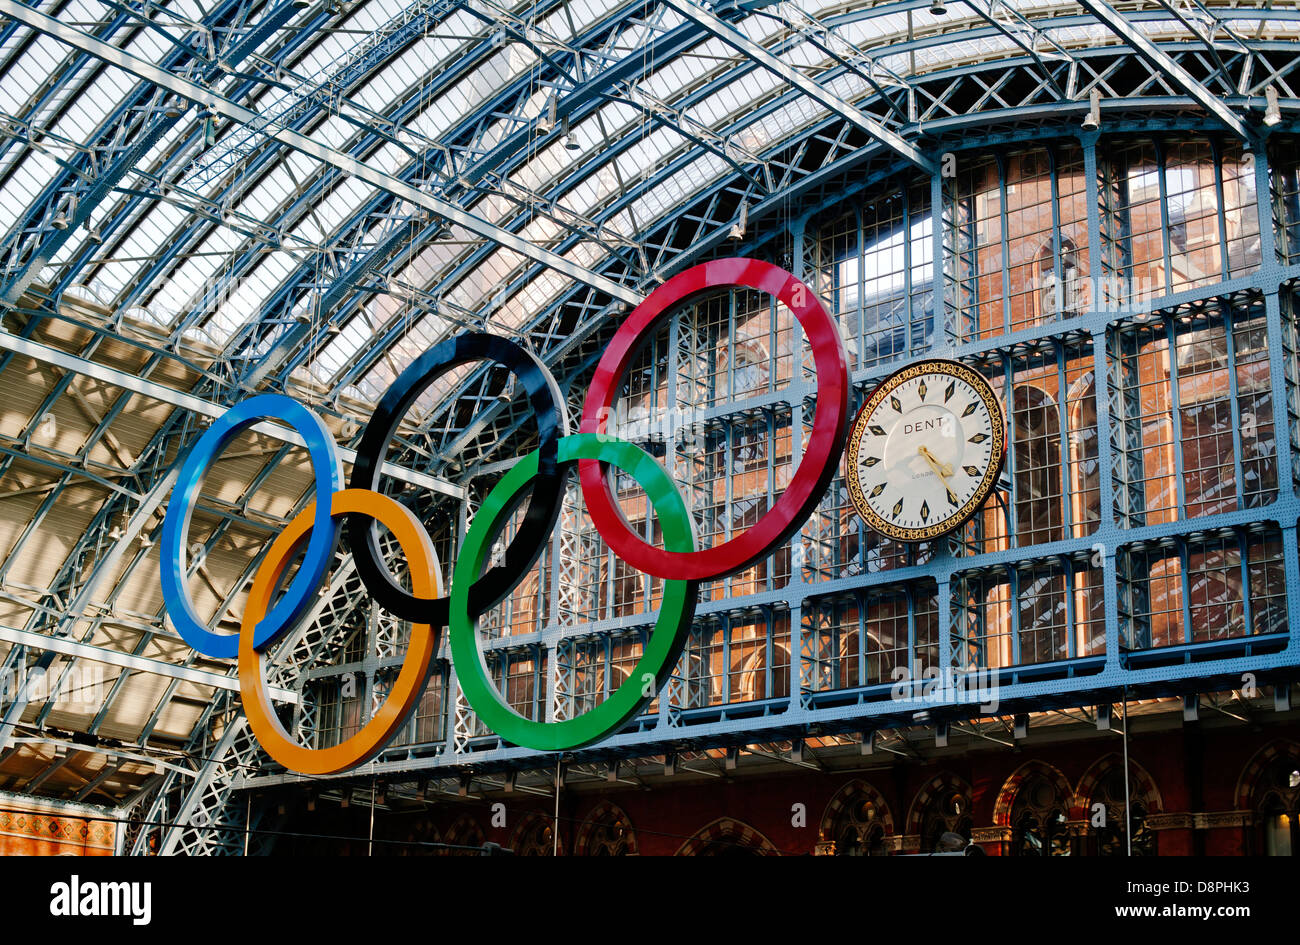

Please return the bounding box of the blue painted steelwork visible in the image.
[0,0,310,304]
[267,126,1300,781]
[7,0,1300,843]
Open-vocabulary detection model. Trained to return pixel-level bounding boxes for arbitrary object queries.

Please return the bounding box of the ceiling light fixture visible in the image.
[1081,88,1101,131]
[539,92,557,134]
[729,200,748,240]
[1265,85,1282,127]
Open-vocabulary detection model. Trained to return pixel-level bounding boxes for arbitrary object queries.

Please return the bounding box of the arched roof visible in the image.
[0,0,1296,823]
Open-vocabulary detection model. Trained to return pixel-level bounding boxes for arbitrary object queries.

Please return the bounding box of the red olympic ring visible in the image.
[578,257,850,582]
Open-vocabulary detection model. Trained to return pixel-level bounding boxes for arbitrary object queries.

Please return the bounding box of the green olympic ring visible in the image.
[448,433,699,751]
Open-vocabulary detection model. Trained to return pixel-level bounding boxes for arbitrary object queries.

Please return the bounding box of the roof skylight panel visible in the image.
[732,67,780,108]
[358,357,397,402]
[356,46,423,112]
[836,9,911,48]
[735,11,787,45]
[89,255,139,307]
[396,234,462,292]
[780,35,826,72]
[240,164,295,214]
[4,34,70,112]
[366,139,411,177]
[564,238,599,270]
[297,175,374,243]
[112,198,190,270]
[692,80,743,130]
[313,316,369,385]
[204,264,288,345]
[1229,18,1300,37]
[47,66,128,137]
[613,125,677,182]
[827,69,872,108]
[289,26,354,79]
[513,141,568,194]
[146,254,220,326]
[742,96,808,153]
[445,248,515,312]
[517,211,562,250]
[111,209,197,286]
[565,172,606,219]
[0,151,58,233]
[116,14,173,65]
[640,45,703,102]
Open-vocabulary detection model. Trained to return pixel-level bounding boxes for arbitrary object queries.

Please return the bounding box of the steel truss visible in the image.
[0,0,1298,851]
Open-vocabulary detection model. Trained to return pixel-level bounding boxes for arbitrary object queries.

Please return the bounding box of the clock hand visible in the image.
[918,445,954,479]
[918,446,960,505]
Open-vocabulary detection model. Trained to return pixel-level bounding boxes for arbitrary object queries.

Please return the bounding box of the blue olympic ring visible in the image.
[160,393,343,658]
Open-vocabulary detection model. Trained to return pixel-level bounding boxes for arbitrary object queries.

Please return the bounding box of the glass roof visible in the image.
[0,0,1291,412]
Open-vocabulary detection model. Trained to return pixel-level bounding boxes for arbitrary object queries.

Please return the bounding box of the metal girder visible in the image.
[9,735,194,778]
[1075,0,1249,138]
[0,0,306,305]
[659,0,934,172]
[0,326,462,498]
[180,0,460,191]
[21,749,72,792]
[961,0,1074,98]
[73,759,124,802]
[0,1,643,306]
[0,624,297,703]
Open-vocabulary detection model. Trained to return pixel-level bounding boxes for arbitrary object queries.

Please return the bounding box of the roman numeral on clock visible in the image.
[969,433,989,443]
[962,401,979,417]
[891,498,904,518]
[869,483,886,498]
[861,456,881,468]
[919,500,930,523]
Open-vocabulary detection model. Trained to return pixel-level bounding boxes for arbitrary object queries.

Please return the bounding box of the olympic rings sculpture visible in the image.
[160,258,849,774]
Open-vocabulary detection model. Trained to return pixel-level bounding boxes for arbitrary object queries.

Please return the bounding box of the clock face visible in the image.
[846,359,1006,542]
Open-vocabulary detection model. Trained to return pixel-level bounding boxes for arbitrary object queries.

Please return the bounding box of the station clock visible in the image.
[846,358,1006,543]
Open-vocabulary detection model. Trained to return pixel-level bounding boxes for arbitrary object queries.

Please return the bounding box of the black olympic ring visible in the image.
[346,332,570,626]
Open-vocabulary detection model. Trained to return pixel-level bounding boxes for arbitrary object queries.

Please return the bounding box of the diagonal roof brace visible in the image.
[0,0,643,307]
[659,0,935,173]
[1075,0,1249,138]
[0,327,463,498]
[0,624,298,703]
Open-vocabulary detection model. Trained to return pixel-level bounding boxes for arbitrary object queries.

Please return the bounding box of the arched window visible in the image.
[734,640,791,702]
[676,817,779,856]
[1256,759,1300,856]
[576,803,637,856]
[1087,765,1157,856]
[510,813,559,856]
[920,786,972,852]
[1012,385,1067,665]
[440,815,484,856]
[820,781,894,856]
[1010,774,1072,856]
[1066,371,1101,535]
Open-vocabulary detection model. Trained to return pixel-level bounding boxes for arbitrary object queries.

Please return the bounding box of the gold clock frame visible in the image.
[845,358,1007,543]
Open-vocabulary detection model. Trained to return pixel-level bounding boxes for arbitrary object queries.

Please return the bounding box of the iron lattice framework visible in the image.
[0,0,1296,854]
